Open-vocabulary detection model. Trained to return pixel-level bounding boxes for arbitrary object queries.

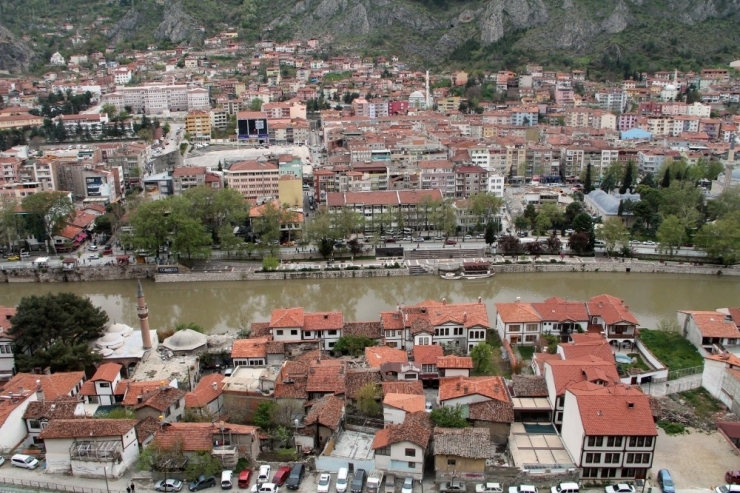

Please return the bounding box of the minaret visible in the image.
[137,280,152,350]
[724,133,737,192]
[425,70,431,110]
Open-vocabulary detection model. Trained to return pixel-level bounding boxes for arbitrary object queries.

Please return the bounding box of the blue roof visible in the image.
[621,128,652,140]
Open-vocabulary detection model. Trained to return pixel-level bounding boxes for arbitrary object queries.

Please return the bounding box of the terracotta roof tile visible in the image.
[559,336,615,363]
[439,376,510,403]
[232,337,269,359]
[2,372,85,400]
[343,321,383,338]
[371,411,432,449]
[532,297,589,323]
[532,352,562,373]
[412,345,443,365]
[123,381,185,411]
[23,398,80,420]
[305,395,344,430]
[114,379,129,396]
[0,305,16,334]
[39,419,137,439]
[91,363,122,382]
[436,356,473,369]
[568,384,657,436]
[304,312,343,331]
[383,393,426,413]
[381,381,424,396]
[365,346,408,368]
[495,302,542,324]
[545,358,621,395]
[185,373,224,408]
[269,307,305,328]
[154,422,259,451]
[306,359,346,394]
[433,427,492,458]
[135,416,160,444]
[587,294,639,325]
[250,322,271,337]
[681,311,740,338]
[266,341,285,354]
[80,380,96,396]
[345,368,381,399]
[468,399,514,423]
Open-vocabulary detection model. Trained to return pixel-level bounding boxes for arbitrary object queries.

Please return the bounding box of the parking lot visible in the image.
[652,429,738,490]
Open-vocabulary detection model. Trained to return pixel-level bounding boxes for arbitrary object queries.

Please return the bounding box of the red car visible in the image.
[238,470,252,489]
[272,466,291,486]
[726,471,740,484]
[444,239,457,245]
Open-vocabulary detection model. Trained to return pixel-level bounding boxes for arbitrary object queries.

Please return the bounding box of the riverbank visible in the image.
[0,264,156,283]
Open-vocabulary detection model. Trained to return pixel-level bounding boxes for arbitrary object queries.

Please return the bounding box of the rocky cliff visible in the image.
[0,23,34,73]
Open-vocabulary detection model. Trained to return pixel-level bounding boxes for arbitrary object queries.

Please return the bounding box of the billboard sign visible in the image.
[85,177,103,197]
[238,117,269,139]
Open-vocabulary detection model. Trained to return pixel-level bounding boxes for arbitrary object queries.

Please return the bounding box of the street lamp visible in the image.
[103,466,111,493]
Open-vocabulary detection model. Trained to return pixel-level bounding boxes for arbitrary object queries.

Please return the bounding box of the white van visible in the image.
[336,468,349,493]
[221,470,233,490]
[20,250,30,259]
[550,483,579,493]
[11,454,39,469]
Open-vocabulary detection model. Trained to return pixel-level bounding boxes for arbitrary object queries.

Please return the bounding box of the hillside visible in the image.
[1,0,740,75]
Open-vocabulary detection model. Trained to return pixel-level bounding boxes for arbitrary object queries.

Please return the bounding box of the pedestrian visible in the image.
[131,483,135,493]
[127,487,131,493]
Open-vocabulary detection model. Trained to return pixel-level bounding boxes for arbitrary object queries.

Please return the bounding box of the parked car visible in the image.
[238,470,253,489]
[463,235,472,240]
[251,484,279,493]
[88,244,98,251]
[0,456,4,466]
[401,478,413,493]
[550,483,579,493]
[727,472,740,485]
[336,468,349,493]
[440,481,466,493]
[155,479,184,492]
[508,487,538,493]
[444,239,457,245]
[715,486,740,493]
[476,484,503,493]
[317,473,331,493]
[6,255,19,261]
[273,467,291,486]
[257,465,271,485]
[657,469,675,493]
[103,246,113,255]
[10,454,38,469]
[605,485,635,493]
[285,463,305,490]
[190,475,217,491]
[425,402,432,413]
[351,469,367,493]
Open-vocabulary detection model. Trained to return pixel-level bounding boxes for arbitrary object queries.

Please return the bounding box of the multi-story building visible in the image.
[185,110,212,143]
[55,113,112,138]
[101,85,210,114]
[595,89,628,113]
[172,166,207,195]
[210,109,228,130]
[561,384,657,480]
[223,160,279,202]
[454,165,487,198]
[418,160,455,198]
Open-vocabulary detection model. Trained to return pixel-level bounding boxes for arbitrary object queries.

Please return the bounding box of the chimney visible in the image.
[463,385,469,393]
[478,297,482,304]
[463,312,468,322]
[442,298,447,305]
[516,297,521,303]
[627,401,634,408]
[212,382,218,391]
[35,379,44,402]
[456,382,461,390]
[137,395,143,403]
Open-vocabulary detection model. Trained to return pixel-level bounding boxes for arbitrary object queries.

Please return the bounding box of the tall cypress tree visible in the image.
[584,164,593,194]
[661,168,671,188]
[620,162,634,194]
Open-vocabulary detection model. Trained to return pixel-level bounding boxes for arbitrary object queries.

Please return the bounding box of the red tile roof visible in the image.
[587,294,639,325]
[680,311,740,338]
[154,422,259,451]
[306,359,346,395]
[568,384,657,436]
[305,395,344,430]
[383,393,426,413]
[232,337,269,359]
[371,411,432,449]
[437,356,473,369]
[381,381,424,396]
[495,302,542,324]
[2,372,85,400]
[532,297,589,323]
[91,363,122,383]
[412,345,443,365]
[380,300,490,332]
[185,373,224,408]
[345,369,381,399]
[439,376,510,403]
[40,419,137,439]
[365,346,408,368]
[269,307,304,328]
[304,312,343,331]
[545,357,621,395]
[122,381,186,411]
[559,336,615,363]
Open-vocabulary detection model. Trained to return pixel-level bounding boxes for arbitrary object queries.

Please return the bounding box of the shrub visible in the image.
[658,420,688,435]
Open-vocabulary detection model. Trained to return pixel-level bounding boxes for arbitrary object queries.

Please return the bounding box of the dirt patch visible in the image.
[653,428,739,488]
[651,388,738,432]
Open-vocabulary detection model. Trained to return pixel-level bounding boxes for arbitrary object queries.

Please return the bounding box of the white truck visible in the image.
[367,471,384,493]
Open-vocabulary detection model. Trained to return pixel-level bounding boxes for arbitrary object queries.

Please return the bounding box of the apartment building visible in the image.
[101,85,210,114]
[172,166,207,195]
[185,110,212,143]
[418,160,455,198]
[223,160,279,202]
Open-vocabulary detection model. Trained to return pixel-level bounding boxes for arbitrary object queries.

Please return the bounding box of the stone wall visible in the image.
[490,260,739,276]
[0,265,156,283]
[155,268,410,283]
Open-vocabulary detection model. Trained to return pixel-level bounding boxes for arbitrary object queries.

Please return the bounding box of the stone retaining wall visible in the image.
[490,261,738,276]
[155,268,410,282]
[0,265,156,283]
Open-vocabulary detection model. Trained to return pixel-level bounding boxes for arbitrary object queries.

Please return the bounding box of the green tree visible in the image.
[333,335,377,356]
[498,235,521,257]
[170,213,212,259]
[620,161,635,194]
[659,181,703,231]
[583,163,593,193]
[513,214,530,233]
[356,383,382,417]
[21,191,74,253]
[9,293,109,372]
[600,162,623,192]
[565,202,584,225]
[182,187,248,241]
[262,254,279,271]
[545,233,562,254]
[129,199,172,253]
[484,221,496,247]
[432,200,457,239]
[597,218,630,254]
[572,213,593,234]
[695,211,740,264]
[184,451,223,481]
[568,232,591,254]
[248,98,264,111]
[253,401,276,429]
[470,342,493,375]
[430,405,469,428]
[162,122,171,137]
[101,103,117,120]
[707,188,740,221]
[137,440,187,472]
[470,192,504,229]
[656,215,684,256]
[523,203,538,229]
[0,197,26,251]
[332,206,363,239]
[174,322,205,333]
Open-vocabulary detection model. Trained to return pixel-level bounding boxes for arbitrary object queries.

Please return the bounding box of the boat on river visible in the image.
[440,261,495,280]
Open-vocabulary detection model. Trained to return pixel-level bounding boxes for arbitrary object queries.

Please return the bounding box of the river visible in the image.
[0,273,737,333]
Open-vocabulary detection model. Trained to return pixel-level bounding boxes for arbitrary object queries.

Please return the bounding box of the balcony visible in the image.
[69,440,122,462]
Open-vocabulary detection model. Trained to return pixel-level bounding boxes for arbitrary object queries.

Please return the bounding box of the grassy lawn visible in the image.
[517,345,536,360]
[487,331,512,378]
[625,353,651,371]
[638,329,703,371]
[675,387,723,420]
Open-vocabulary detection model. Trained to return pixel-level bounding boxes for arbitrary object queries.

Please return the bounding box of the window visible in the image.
[328,330,337,336]
[525,324,539,332]
[626,454,634,464]
[585,453,601,464]
[641,454,651,464]
[607,437,623,447]
[28,420,41,430]
[276,330,284,336]
[174,400,181,409]
[605,453,620,464]
[376,446,390,455]
[645,437,653,447]
[588,436,604,447]
[447,459,456,466]
[408,462,416,469]
[164,407,171,417]
[98,382,111,388]
[629,436,650,447]
[601,468,617,478]
[509,325,521,332]
[290,330,298,336]
[0,344,11,354]
[622,468,636,478]
[582,468,598,478]
[404,448,416,457]
[524,335,537,342]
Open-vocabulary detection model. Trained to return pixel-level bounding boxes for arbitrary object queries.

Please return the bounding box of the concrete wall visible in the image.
[434,455,485,473]
[1,265,155,283]
[156,268,410,282]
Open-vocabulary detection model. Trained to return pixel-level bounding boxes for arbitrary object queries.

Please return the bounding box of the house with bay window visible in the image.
[494,301,542,345]
[560,382,657,480]
[267,308,344,350]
